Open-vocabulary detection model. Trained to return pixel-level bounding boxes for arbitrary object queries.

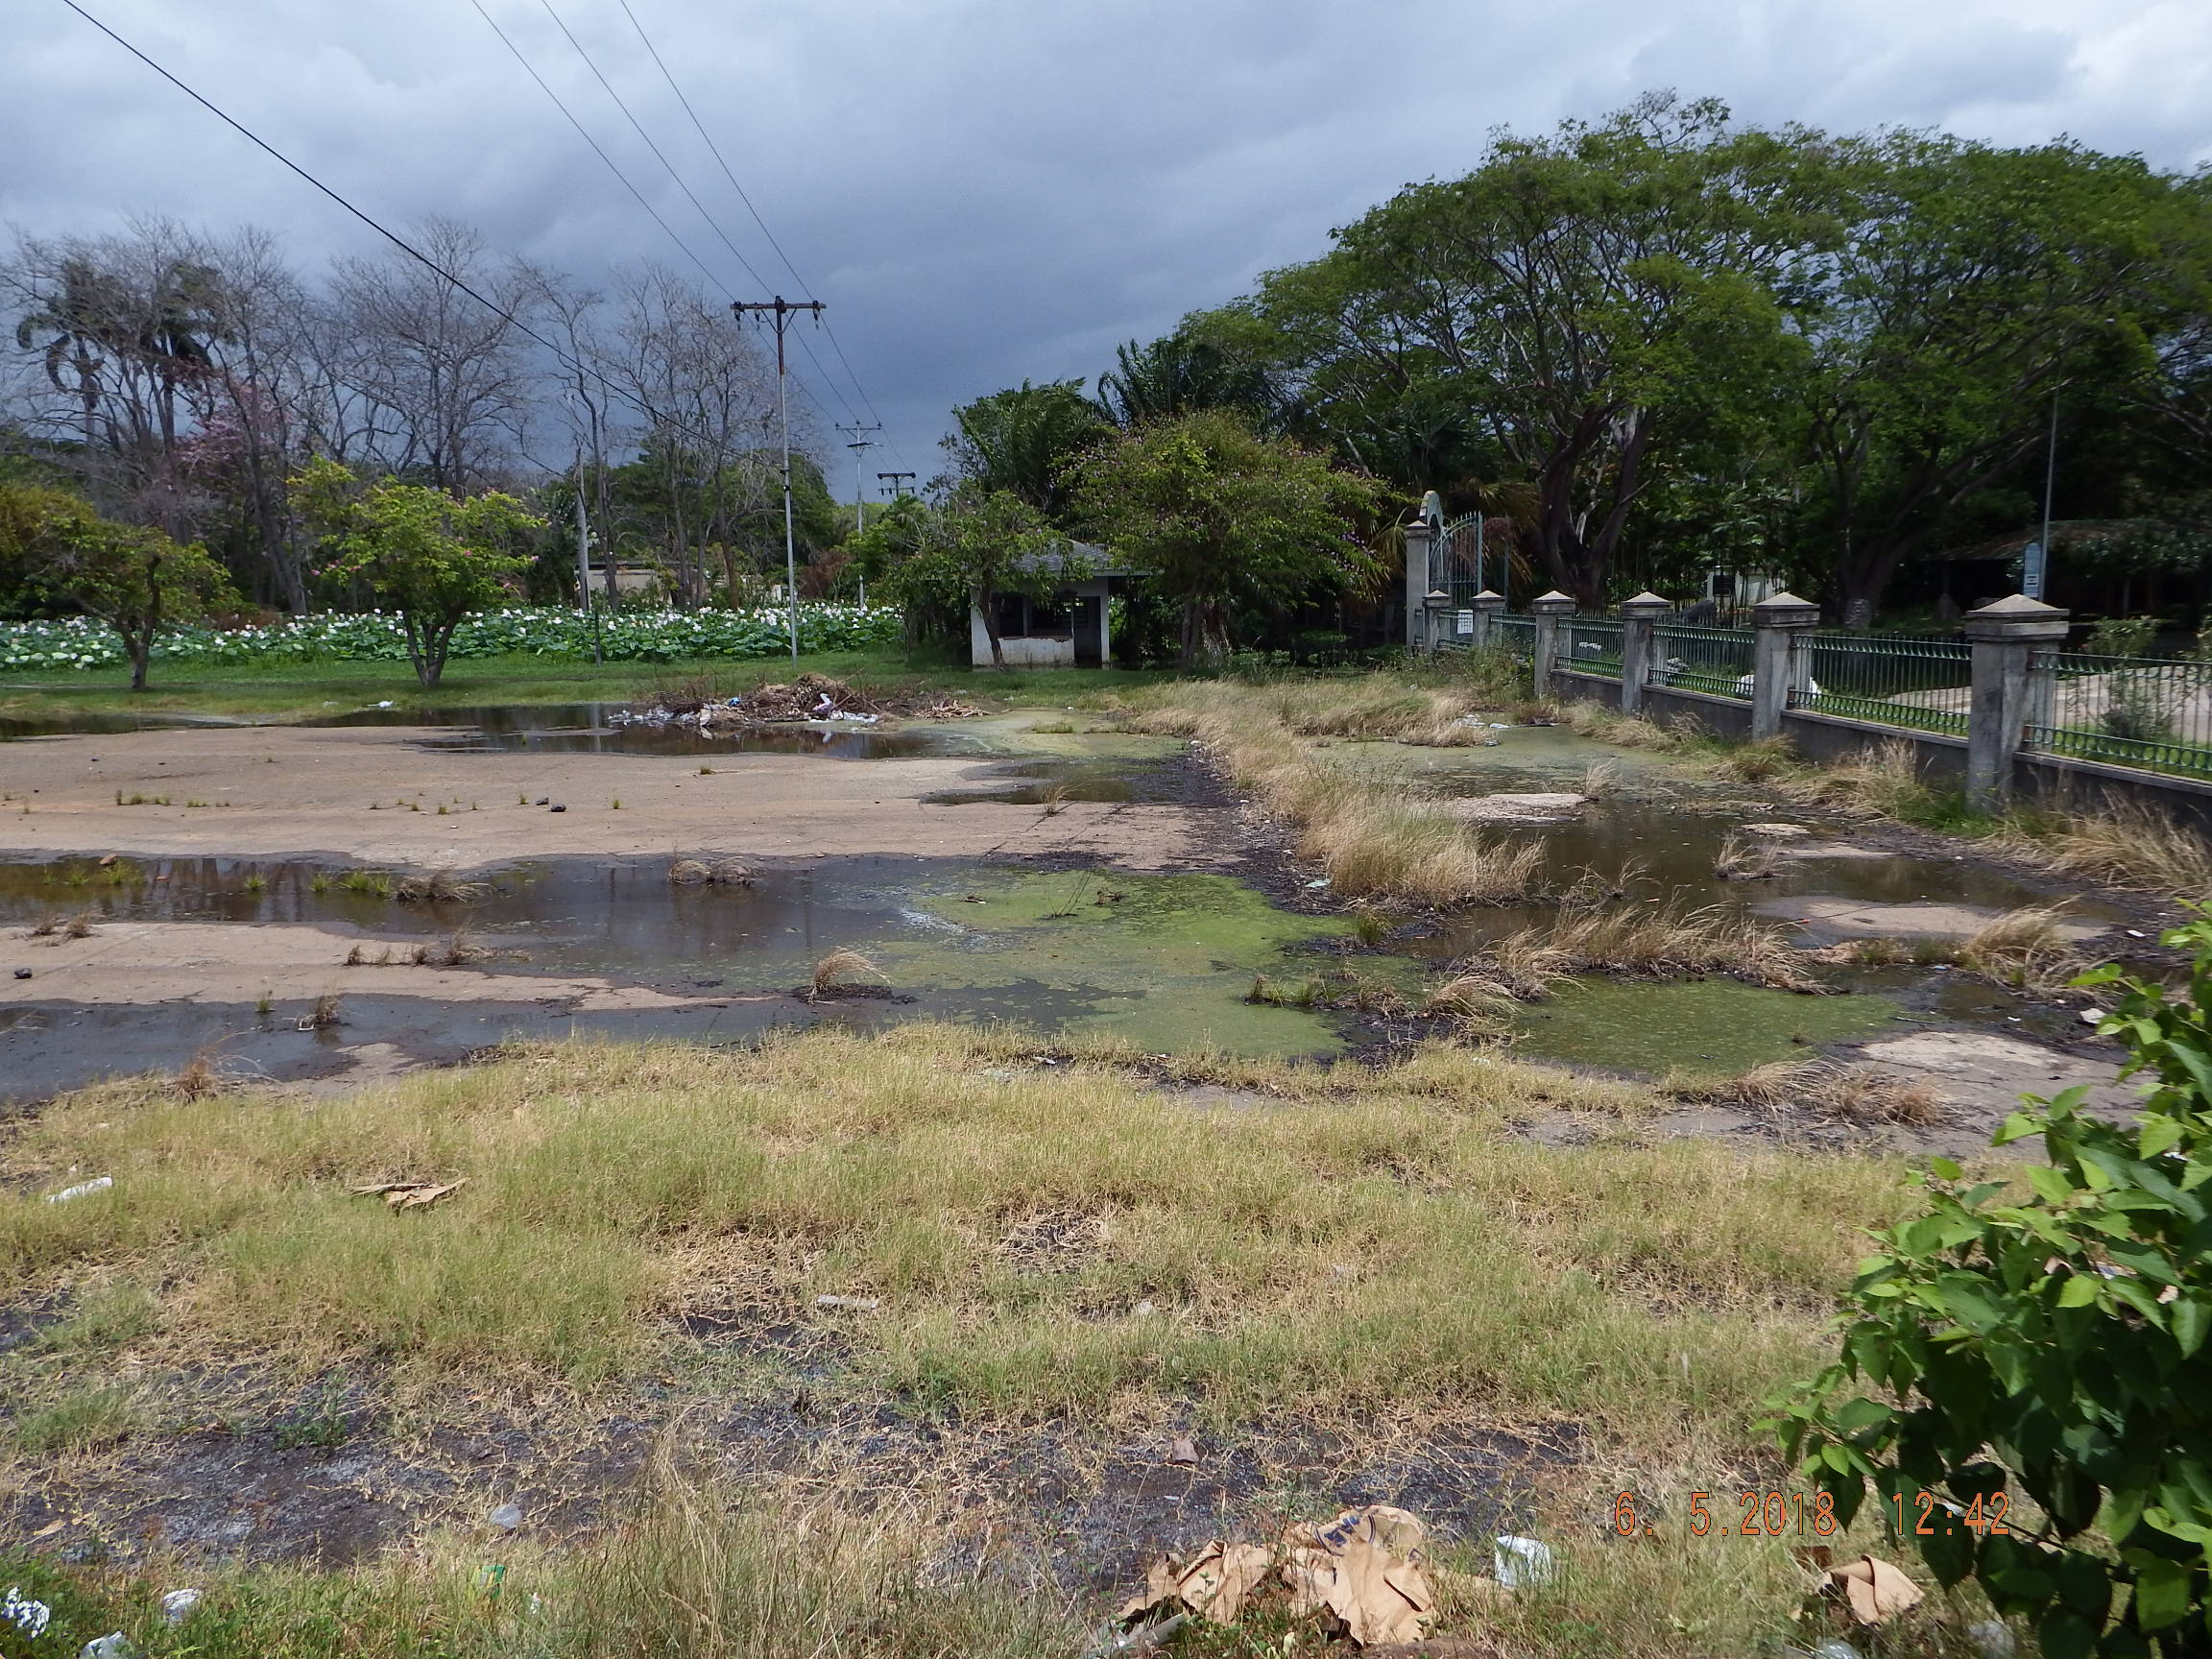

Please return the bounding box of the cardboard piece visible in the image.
[1831,1555,1924,1624]
[352,1179,469,1210]
[1118,1504,1437,1646]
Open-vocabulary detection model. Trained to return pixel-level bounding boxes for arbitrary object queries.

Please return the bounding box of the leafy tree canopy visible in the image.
[292,456,541,686]
[1,479,234,688]
[1070,408,1384,667]
[946,379,1110,523]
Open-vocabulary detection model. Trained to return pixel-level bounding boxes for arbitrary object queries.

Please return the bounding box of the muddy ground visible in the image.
[0,700,2180,1576]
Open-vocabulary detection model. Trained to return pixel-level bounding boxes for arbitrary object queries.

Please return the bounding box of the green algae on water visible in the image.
[1511,976,1905,1080]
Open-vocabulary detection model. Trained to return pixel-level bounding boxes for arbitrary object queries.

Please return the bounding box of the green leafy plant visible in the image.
[1775,902,2212,1659]
[291,457,543,687]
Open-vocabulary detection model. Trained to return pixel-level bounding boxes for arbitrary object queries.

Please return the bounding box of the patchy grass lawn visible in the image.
[0,1024,1982,1658]
[0,646,1165,726]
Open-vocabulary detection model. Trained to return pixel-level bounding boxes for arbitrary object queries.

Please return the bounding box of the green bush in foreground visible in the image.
[1778,903,2212,1659]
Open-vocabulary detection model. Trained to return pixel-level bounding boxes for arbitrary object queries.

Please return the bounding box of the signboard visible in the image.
[2021,540,2046,600]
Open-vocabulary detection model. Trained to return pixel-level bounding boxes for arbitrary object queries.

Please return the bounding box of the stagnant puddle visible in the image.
[0,854,1366,1100]
[0,707,2134,1099]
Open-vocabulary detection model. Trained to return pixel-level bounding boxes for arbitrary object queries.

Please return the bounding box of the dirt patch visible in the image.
[1761,898,2110,942]
[1852,1029,2140,1124]
[0,723,1228,871]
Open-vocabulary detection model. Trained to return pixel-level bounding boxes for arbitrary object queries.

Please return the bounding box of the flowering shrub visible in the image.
[0,605,903,673]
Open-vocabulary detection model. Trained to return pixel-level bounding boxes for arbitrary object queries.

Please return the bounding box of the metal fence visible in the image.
[1790,633,1973,736]
[1492,613,1536,660]
[2023,652,2212,781]
[1559,617,1623,675]
[1650,623,1753,699]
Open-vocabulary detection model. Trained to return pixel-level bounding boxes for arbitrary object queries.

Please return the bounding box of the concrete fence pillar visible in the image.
[1530,590,1577,699]
[1403,520,1432,652]
[1962,594,2070,812]
[1468,589,1505,651]
[1618,591,1671,717]
[1749,591,1821,741]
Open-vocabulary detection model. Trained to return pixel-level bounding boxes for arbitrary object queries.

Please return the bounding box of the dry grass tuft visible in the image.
[1783,737,1926,818]
[1713,735,1797,782]
[1556,702,1683,752]
[1677,1058,1946,1127]
[298,992,342,1030]
[1126,684,1547,904]
[1713,831,1782,880]
[1988,797,2212,902]
[394,868,488,905]
[670,856,755,886]
[1470,898,1823,996]
[809,949,882,998]
[1959,904,2086,993]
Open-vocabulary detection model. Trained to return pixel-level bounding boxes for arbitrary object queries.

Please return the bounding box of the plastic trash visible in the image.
[1968,1620,2017,1659]
[1810,1642,1863,1659]
[44,1176,113,1204]
[80,1635,140,1659]
[726,696,743,707]
[158,1589,203,1624]
[474,1564,506,1596]
[1304,878,1332,889]
[2080,1007,2106,1025]
[375,700,395,709]
[489,1503,523,1530]
[12,968,29,979]
[4,1589,52,1638]
[814,1294,879,1310]
[1492,1534,1555,1589]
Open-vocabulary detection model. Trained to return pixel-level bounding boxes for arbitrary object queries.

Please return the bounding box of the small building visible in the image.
[969,542,1133,669]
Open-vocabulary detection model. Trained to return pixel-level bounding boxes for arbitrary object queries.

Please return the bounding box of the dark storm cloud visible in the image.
[6,0,2208,478]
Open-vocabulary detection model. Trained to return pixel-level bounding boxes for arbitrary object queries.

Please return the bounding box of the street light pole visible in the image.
[732,297,825,662]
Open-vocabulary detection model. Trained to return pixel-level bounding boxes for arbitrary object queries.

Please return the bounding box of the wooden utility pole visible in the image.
[732,297,825,661]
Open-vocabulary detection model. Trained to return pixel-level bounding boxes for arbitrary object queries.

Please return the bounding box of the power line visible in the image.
[493,0,864,433]
[468,0,736,307]
[52,0,778,484]
[613,0,901,452]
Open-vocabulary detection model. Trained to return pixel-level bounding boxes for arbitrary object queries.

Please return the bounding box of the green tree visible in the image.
[1776,903,2212,1659]
[1097,327,1281,429]
[880,486,1073,667]
[947,380,1110,522]
[1071,409,1383,667]
[1235,94,1837,605]
[1798,135,2207,627]
[291,457,541,686]
[2,480,234,689]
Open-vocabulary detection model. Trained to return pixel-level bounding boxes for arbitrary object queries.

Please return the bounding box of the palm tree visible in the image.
[13,258,128,449]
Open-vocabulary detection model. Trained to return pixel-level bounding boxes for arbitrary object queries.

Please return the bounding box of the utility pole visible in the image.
[732,296,825,662]
[572,452,600,666]
[839,424,880,534]
[2029,391,2060,601]
[878,470,916,499]
[840,422,879,608]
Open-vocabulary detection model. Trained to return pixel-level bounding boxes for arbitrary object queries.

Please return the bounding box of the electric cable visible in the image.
[52,0,790,477]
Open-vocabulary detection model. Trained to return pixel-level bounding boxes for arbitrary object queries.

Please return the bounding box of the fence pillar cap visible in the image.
[1403,517,1432,539]
[1470,590,1506,611]
[1751,590,1821,628]
[1530,590,1578,614]
[1619,591,1672,618]
[1962,592,2071,642]
[1423,589,1454,612]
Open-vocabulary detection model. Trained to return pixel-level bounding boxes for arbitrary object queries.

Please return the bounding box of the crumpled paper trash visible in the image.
[1118,1503,1439,1647]
[4,1587,52,1639]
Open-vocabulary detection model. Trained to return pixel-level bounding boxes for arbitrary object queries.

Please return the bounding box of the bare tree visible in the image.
[328,218,532,493]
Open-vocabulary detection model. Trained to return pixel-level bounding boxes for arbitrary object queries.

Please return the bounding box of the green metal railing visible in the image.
[1651,623,1753,699]
[1493,614,1536,660]
[1559,617,1623,676]
[1791,633,1971,736]
[2024,652,2212,781]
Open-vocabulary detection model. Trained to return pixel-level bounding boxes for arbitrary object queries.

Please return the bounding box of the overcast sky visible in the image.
[7,0,2211,489]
